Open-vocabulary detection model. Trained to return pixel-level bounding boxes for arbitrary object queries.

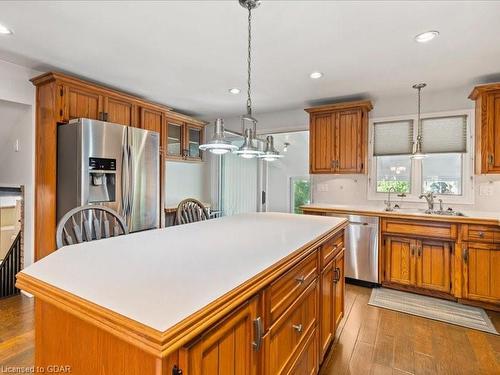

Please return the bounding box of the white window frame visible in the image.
[367,109,474,205]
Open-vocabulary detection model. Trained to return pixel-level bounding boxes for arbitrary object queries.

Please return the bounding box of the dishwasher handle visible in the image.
[349,221,370,226]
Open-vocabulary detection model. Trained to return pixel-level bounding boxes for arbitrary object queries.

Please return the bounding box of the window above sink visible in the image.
[368,109,474,205]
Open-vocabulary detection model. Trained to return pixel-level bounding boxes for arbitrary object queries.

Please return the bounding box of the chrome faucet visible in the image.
[384,187,396,212]
[419,192,436,213]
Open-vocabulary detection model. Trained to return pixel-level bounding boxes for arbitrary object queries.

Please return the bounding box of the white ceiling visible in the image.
[0,1,499,120]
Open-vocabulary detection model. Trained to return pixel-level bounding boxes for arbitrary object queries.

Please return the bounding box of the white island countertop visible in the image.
[20,212,346,332]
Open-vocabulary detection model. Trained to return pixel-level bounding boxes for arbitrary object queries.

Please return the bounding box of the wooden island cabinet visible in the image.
[17,213,347,375]
[31,72,206,260]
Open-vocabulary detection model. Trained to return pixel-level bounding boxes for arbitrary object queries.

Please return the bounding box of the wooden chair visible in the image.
[56,205,129,249]
[175,198,209,225]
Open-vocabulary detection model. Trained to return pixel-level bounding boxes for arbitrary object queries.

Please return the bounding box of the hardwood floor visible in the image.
[321,284,500,375]
[0,286,498,374]
[0,294,34,368]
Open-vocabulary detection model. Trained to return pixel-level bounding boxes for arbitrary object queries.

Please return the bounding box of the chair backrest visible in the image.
[176,198,209,225]
[56,205,129,249]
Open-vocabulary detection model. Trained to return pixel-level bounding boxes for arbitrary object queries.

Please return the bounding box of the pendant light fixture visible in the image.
[233,0,266,159]
[411,83,427,160]
[259,135,284,161]
[199,118,238,155]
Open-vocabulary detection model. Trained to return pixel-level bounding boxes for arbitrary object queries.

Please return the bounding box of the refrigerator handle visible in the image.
[128,143,134,216]
[121,141,129,221]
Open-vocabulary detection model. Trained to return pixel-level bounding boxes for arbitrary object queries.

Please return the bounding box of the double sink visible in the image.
[384,206,466,217]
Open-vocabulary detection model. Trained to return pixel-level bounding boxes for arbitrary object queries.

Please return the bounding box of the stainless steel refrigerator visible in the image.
[57,118,159,232]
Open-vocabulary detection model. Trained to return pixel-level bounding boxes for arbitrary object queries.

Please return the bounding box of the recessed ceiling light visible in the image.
[310,72,323,79]
[228,88,241,94]
[415,30,439,43]
[0,23,13,35]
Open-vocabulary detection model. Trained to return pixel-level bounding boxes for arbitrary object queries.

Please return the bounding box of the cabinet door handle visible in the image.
[334,268,340,283]
[463,248,469,264]
[488,154,494,166]
[295,276,306,284]
[417,247,421,257]
[252,317,263,351]
[411,246,415,257]
[292,324,303,333]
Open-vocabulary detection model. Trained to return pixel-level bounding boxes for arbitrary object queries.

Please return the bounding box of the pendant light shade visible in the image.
[199,118,237,155]
[234,128,262,159]
[411,83,427,160]
[259,135,283,161]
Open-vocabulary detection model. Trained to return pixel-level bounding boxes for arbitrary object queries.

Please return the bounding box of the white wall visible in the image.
[0,59,40,268]
[165,161,210,207]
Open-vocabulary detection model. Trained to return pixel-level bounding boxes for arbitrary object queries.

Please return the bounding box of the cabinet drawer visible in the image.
[468,225,500,243]
[320,233,344,268]
[266,281,318,375]
[267,251,318,324]
[287,328,318,375]
[381,218,457,240]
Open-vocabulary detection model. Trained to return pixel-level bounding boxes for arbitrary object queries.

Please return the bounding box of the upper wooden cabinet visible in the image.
[165,112,205,162]
[305,100,373,174]
[469,83,500,174]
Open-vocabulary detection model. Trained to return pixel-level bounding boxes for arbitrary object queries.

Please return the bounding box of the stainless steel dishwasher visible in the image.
[326,213,379,284]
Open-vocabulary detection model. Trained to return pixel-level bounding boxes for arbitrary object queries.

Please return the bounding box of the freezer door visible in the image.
[80,119,128,219]
[127,126,160,231]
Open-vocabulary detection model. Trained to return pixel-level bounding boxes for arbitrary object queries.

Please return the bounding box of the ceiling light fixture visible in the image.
[410,83,427,160]
[259,136,284,161]
[233,0,266,159]
[199,118,238,155]
[229,88,241,94]
[0,23,13,35]
[310,72,323,79]
[415,30,439,43]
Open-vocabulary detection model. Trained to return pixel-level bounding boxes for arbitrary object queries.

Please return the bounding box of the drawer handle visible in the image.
[478,232,485,238]
[292,324,303,333]
[295,276,306,284]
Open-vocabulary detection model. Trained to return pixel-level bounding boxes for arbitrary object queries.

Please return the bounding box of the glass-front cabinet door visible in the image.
[167,121,183,158]
[186,126,203,160]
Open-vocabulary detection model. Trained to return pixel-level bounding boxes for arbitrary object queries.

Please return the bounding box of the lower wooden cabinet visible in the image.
[384,236,453,295]
[181,296,260,375]
[288,328,318,375]
[463,242,500,305]
[264,280,318,375]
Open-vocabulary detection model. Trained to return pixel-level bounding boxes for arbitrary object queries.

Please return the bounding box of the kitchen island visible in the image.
[17,212,347,374]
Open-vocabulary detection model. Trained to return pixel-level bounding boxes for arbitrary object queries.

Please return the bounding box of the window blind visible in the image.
[373,120,414,156]
[421,115,467,153]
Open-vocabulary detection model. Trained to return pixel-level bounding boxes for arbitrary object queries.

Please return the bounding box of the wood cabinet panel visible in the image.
[381,218,457,240]
[65,85,102,121]
[288,328,318,375]
[265,280,318,375]
[266,251,317,325]
[385,237,416,286]
[416,240,452,293]
[469,84,500,174]
[333,248,345,329]
[464,242,500,305]
[309,113,334,173]
[336,110,363,173]
[182,296,259,375]
[104,96,134,126]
